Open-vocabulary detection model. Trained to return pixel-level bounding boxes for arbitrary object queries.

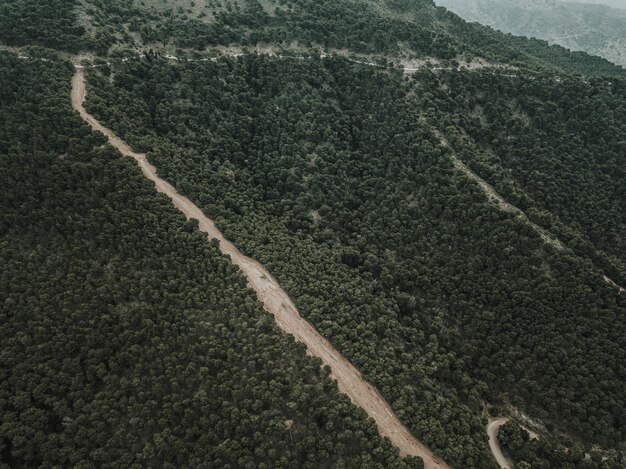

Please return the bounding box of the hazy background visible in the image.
[580,0,626,9]
[435,0,626,67]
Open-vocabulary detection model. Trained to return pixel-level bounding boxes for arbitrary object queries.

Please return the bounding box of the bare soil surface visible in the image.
[487,418,512,469]
[71,68,450,469]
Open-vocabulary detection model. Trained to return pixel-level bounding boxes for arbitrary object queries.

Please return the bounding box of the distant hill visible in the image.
[579,0,626,9]
[434,0,626,67]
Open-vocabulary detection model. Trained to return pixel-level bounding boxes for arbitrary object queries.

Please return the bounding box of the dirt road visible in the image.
[71,68,450,468]
[487,418,512,469]
[439,134,626,291]
[433,131,565,251]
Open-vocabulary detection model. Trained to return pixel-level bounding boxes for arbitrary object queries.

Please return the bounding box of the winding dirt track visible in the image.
[71,68,450,469]
[487,418,512,469]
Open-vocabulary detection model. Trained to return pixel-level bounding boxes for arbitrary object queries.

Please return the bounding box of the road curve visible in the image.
[71,68,451,469]
[487,418,511,469]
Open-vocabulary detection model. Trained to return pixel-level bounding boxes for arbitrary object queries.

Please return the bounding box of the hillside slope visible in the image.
[71,65,450,469]
[85,53,625,466]
[1,0,626,467]
[0,0,624,76]
[0,50,418,469]
[434,0,626,67]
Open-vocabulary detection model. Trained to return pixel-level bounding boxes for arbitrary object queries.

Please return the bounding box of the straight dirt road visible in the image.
[71,68,451,469]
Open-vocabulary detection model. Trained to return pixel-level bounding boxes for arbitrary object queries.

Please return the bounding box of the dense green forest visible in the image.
[498,420,613,468]
[0,51,422,469]
[85,54,626,466]
[427,69,626,284]
[0,0,88,52]
[2,0,626,467]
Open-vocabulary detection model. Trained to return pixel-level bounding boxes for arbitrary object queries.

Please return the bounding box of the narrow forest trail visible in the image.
[71,68,451,469]
[448,149,564,250]
[435,132,626,292]
[487,418,512,469]
[435,131,565,250]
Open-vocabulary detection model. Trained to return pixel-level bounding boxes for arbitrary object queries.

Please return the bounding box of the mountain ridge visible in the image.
[1,0,625,76]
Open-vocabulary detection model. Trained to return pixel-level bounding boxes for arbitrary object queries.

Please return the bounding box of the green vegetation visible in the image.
[443,15,626,77]
[0,51,418,469]
[0,0,87,52]
[85,55,494,467]
[1,0,624,77]
[2,0,626,467]
[434,0,626,68]
[498,420,619,468]
[431,69,626,290]
[85,54,626,465]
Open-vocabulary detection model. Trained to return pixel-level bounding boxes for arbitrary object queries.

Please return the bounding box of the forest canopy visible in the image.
[84,54,626,466]
[0,51,418,469]
[1,0,626,467]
